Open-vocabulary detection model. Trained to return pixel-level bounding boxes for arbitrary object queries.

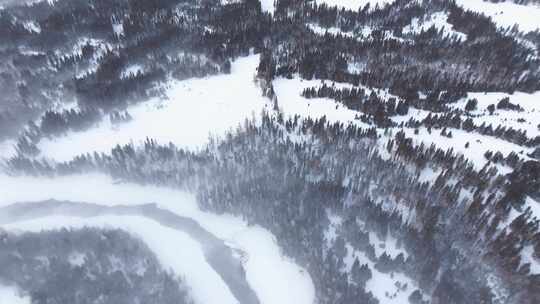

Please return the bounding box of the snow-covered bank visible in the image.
[2,215,239,304]
[34,55,268,162]
[0,174,315,304]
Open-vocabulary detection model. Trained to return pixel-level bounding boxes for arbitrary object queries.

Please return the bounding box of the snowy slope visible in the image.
[34,55,268,162]
[273,77,397,128]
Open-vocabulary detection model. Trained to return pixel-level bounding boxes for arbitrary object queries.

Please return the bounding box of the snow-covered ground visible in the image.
[392,92,539,171]
[307,24,355,38]
[496,195,540,276]
[324,211,422,304]
[369,231,408,260]
[22,21,41,34]
[0,285,30,304]
[273,75,537,172]
[34,55,268,162]
[316,0,395,11]
[401,126,532,172]
[2,215,240,304]
[524,196,540,225]
[308,23,409,44]
[403,11,467,41]
[454,0,540,32]
[0,173,315,304]
[450,91,540,136]
[259,0,274,14]
[120,64,143,79]
[0,139,16,158]
[308,23,407,43]
[520,244,540,275]
[274,78,364,126]
[273,77,398,128]
[343,244,421,304]
[58,38,113,78]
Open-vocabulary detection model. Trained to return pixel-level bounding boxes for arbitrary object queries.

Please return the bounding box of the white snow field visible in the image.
[454,0,540,32]
[0,173,316,304]
[35,55,269,162]
[0,285,30,304]
[2,215,240,304]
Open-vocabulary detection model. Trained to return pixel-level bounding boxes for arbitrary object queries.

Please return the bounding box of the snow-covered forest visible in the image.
[1,0,540,303]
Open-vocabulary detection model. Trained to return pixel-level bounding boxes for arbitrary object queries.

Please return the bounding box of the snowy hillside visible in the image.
[32,55,268,162]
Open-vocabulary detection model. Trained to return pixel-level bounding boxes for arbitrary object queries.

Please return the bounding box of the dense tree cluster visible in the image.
[268,0,540,97]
